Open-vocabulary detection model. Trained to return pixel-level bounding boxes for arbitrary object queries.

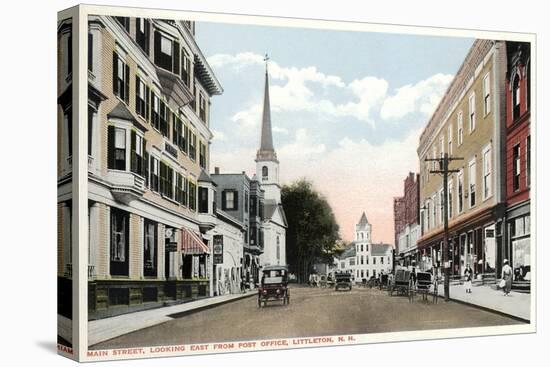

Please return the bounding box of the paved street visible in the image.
[92,285,523,349]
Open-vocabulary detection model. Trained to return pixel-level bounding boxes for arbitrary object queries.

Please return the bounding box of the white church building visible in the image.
[256,63,287,267]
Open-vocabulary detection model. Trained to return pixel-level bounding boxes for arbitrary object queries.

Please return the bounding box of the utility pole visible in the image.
[425,153,463,301]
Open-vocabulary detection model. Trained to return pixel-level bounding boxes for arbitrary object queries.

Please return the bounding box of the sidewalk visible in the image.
[88,290,256,347]
[437,283,531,321]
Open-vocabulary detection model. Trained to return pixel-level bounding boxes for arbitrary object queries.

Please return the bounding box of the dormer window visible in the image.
[154,31,179,74]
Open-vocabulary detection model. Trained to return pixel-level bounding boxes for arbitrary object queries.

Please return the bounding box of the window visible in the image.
[513,144,521,191]
[469,159,476,207]
[457,170,464,214]
[431,195,436,228]
[526,136,531,187]
[223,190,238,210]
[448,181,453,219]
[159,161,174,199]
[373,257,376,265]
[199,141,206,169]
[143,219,157,277]
[199,94,207,122]
[482,145,492,200]
[151,92,160,130]
[468,93,476,132]
[381,257,384,265]
[172,113,186,152]
[198,187,209,213]
[130,131,146,177]
[483,73,491,115]
[113,52,129,103]
[107,126,126,170]
[244,192,249,213]
[448,125,453,155]
[110,208,129,276]
[188,181,197,211]
[360,256,364,265]
[366,256,369,265]
[182,124,189,154]
[432,146,437,170]
[439,136,445,158]
[188,131,197,161]
[512,75,521,119]
[115,17,130,31]
[136,18,150,54]
[439,189,444,224]
[262,166,268,180]
[175,173,185,205]
[425,201,430,230]
[154,31,179,74]
[150,157,160,193]
[135,77,149,119]
[67,33,72,75]
[457,111,464,145]
[181,50,192,87]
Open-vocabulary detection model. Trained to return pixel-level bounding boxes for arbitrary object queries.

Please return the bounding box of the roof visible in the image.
[339,245,356,259]
[107,102,148,132]
[371,243,392,256]
[198,169,216,185]
[263,201,288,227]
[256,69,278,162]
[356,212,369,229]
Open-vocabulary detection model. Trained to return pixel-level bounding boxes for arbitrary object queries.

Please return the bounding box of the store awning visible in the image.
[181,228,209,255]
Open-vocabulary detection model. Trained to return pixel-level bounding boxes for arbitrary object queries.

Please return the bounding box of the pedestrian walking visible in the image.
[501,259,513,296]
[463,264,473,293]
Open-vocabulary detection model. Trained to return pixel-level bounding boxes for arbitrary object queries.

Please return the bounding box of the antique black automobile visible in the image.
[258,265,290,307]
[335,272,353,291]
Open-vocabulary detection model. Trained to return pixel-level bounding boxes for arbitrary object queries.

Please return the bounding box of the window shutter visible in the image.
[142,138,147,177]
[149,89,154,123]
[154,31,161,65]
[234,191,239,209]
[159,161,165,195]
[145,86,150,121]
[107,125,115,169]
[112,52,118,95]
[130,130,137,173]
[221,191,227,210]
[135,75,140,114]
[88,33,93,72]
[124,64,130,103]
[173,41,180,75]
[144,150,149,186]
[172,113,178,145]
[144,20,150,54]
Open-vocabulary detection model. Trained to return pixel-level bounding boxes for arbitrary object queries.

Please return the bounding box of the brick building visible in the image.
[504,42,531,290]
[417,40,507,279]
[393,173,421,268]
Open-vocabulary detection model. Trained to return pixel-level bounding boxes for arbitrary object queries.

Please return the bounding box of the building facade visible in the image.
[417,40,507,280]
[334,213,393,282]
[393,173,421,268]
[256,67,287,267]
[504,42,531,289]
[57,16,224,320]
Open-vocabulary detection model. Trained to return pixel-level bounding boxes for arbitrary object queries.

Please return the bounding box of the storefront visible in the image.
[506,200,531,283]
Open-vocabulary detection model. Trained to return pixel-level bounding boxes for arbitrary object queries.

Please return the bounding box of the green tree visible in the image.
[282,179,340,283]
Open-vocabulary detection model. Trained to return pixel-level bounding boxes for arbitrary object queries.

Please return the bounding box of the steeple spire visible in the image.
[256,54,278,162]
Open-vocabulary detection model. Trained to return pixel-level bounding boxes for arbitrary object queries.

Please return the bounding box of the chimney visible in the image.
[214,167,220,174]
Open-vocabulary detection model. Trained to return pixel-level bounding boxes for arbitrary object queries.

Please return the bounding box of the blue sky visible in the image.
[196,20,473,242]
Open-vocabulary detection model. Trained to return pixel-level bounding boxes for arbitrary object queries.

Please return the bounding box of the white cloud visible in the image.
[273,126,289,134]
[380,73,453,120]
[278,128,326,158]
[211,129,226,142]
[212,52,453,129]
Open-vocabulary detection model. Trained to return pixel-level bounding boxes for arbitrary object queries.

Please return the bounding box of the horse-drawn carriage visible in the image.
[388,269,411,296]
[409,271,438,303]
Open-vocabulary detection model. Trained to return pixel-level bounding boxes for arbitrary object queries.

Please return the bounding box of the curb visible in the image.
[167,291,257,319]
[432,292,530,323]
[89,291,257,347]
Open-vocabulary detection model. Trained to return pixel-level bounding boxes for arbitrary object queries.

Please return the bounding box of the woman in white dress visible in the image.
[464,264,473,293]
